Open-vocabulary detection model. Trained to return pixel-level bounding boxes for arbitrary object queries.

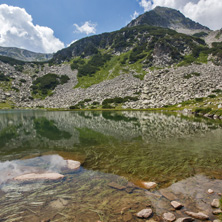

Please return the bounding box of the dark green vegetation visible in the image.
[194,107,212,114]
[71,53,112,77]
[69,96,139,109]
[0,55,25,66]
[70,99,92,109]
[34,117,71,140]
[192,32,208,38]
[102,96,138,109]
[31,73,70,98]
[0,125,18,147]
[183,72,201,79]
[77,127,114,146]
[178,42,222,66]
[0,72,10,82]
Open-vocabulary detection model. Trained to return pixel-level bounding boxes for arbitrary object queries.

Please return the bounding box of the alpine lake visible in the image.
[0,110,222,222]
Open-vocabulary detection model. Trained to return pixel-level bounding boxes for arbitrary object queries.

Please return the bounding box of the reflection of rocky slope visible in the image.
[0,111,221,159]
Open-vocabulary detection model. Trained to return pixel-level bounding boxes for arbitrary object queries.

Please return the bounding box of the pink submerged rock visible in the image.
[14,173,64,181]
[171,201,184,210]
[185,211,209,220]
[142,182,157,189]
[163,212,176,222]
[207,189,214,194]
[136,208,153,219]
[66,160,81,170]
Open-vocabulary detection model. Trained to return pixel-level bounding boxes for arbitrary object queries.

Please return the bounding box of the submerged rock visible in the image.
[207,189,214,194]
[136,208,153,219]
[14,173,64,181]
[212,209,222,215]
[163,212,176,221]
[211,199,220,208]
[170,201,183,210]
[142,182,157,189]
[108,182,126,190]
[185,211,209,220]
[66,160,81,170]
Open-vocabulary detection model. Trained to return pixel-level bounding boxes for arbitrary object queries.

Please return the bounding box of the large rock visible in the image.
[211,199,220,208]
[66,160,81,170]
[142,182,157,189]
[171,201,183,210]
[185,211,209,220]
[14,173,64,181]
[163,212,176,222]
[136,208,153,219]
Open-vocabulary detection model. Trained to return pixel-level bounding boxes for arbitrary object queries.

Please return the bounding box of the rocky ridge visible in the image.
[127,6,210,35]
[0,46,52,62]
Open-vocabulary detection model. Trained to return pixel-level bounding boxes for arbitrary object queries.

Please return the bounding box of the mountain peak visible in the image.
[127,6,210,34]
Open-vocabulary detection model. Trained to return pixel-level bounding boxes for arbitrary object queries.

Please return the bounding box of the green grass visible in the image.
[74,53,129,88]
[0,101,13,109]
[178,54,196,66]
[74,50,149,88]
[196,52,208,63]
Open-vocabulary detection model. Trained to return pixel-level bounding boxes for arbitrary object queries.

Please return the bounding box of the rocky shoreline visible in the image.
[1,156,222,221]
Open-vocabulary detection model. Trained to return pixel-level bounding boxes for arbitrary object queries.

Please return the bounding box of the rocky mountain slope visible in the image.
[127,6,210,35]
[0,7,221,112]
[0,46,52,62]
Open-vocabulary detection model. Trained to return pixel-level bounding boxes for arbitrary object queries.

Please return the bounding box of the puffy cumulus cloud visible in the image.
[74,21,97,35]
[0,4,64,53]
[139,0,152,11]
[138,0,222,30]
[131,11,139,20]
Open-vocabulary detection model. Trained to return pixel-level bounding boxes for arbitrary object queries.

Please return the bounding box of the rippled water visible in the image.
[0,110,222,221]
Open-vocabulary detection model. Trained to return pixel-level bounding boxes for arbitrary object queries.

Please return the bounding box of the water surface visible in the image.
[0,110,222,221]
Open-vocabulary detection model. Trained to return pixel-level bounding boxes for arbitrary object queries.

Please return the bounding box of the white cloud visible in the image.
[74,21,97,35]
[138,0,222,30]
[139,0,152,11]
[0,4,64,53]
[67,39,78,47]
[131,11,139,20]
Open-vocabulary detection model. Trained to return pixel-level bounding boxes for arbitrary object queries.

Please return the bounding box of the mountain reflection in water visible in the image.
[0,110,222,185]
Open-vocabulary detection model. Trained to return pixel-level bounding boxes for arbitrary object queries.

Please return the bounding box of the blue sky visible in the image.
[0,0,221,53]
[0,0,144,52]
[4,0,142,42]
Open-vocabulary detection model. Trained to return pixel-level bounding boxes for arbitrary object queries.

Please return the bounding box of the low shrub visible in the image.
[208,94,216,98]
[0,73,10,81]
[195,98,204,102]
[195,107,212,114]
[31,73,70,97]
